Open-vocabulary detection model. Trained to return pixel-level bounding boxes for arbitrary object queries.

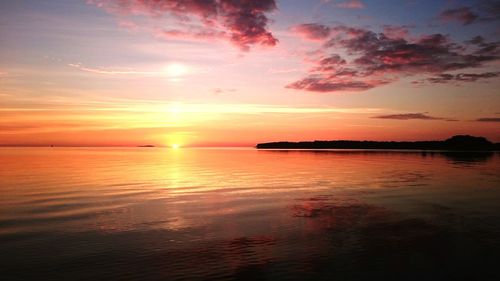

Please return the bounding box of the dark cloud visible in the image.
[313,55,347,72]
[88,0,278,51]
[372,113,447,120]
[475,118,500,122]
[326,29,497,74]
[287,24,500,92]
[465,35,500,56]
[285,77,386,92]
[474,1,500,22]
[439,2,500,25]
[439,7,479,25]
[427,72,500,83]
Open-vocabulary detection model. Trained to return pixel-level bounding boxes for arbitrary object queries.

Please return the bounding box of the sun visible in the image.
[171,144,180,149]
[164,63,188,77]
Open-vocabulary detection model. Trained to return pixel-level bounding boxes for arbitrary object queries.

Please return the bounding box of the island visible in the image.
[256,135,500,151]
[138,145,156,148]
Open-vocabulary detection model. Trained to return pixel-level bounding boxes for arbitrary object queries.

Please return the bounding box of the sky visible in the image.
[0,0,499,147]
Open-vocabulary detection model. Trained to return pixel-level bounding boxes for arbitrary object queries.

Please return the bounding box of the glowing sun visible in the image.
[164,63,188,77]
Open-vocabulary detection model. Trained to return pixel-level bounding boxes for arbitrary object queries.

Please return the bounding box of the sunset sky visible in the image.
[1,0,499,147]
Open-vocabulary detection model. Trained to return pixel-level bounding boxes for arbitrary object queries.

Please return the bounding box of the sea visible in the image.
[1,147,499,280]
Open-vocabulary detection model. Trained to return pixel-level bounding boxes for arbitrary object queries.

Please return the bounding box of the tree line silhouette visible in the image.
[256,135,500,151]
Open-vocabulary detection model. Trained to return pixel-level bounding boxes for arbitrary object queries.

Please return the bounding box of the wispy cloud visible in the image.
[67,63,202,80]
[68,63,160,75]
[336,0,365,9]
[372,113,450,121]
[0,94,385,115]
[0,93,387,138]
[439,7,478,25]
[426,72,500,84]
[267,68,303,74]
[438,3,500,25]
[382,25,412,39]
[212,88,236,95]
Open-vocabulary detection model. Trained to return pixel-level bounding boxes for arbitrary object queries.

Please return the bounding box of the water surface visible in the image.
[1,148,499,280]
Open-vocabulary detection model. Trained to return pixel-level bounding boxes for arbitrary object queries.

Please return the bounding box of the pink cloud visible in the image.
[117,19,140,31]
[336,0,365,9]
[382,25,411,39]
[87,0,278,51]
[155,28,225,42]
[292,23,331,41]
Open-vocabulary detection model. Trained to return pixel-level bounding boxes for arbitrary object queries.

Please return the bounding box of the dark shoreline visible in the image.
[256,135,500,151]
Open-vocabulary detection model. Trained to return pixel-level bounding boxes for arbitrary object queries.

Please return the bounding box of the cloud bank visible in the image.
[288,24,500,92]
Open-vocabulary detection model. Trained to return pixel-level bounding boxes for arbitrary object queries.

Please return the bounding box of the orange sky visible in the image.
[1,0,499,146]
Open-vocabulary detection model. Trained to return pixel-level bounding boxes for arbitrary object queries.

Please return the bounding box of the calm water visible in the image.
[1,148,499,280]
